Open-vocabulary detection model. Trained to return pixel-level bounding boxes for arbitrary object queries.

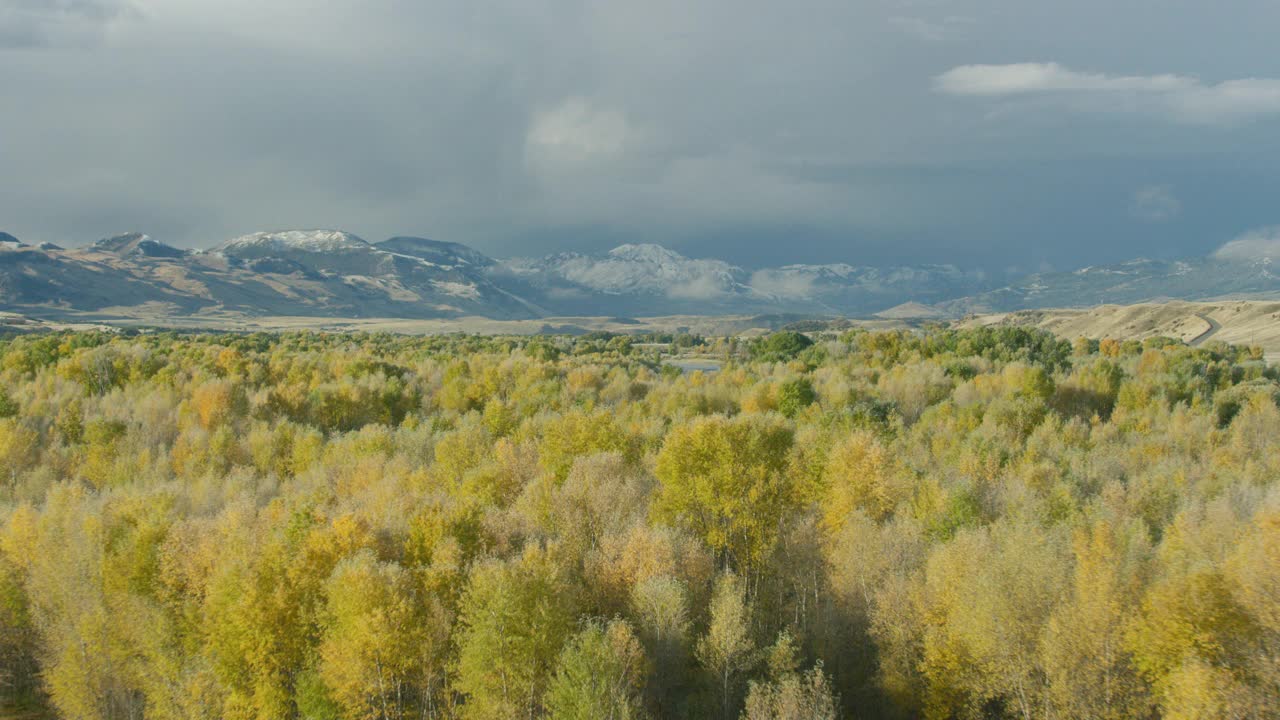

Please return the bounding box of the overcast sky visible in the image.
[4,0,1280,271]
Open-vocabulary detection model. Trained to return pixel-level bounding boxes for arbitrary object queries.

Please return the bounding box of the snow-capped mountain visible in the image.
[499,244,761,314]
[205,230,538,318]
[215,230,389,277]
[0,229,540,320]
[941,256,1280,315]
[556,244,747,298]
[379,236,494,268]
[495,245,997,315]
[8,227,1280,323]
[748,263,988,313]
[217,229,368,256]
[92,232,188,259]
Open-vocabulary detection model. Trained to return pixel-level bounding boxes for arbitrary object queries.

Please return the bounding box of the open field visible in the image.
[0,307,913,337]
[7,300,1280,362]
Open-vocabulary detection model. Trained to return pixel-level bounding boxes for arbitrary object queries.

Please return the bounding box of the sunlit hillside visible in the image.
[963,300,1280,358]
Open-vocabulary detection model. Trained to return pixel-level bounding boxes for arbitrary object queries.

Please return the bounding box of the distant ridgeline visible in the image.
[6,228,1280,321]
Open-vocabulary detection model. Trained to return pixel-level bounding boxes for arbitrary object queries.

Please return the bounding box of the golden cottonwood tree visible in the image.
[1040,519,1152,719]
[318,551,429,720]
[0,328,1276,720]
[653,415,795,570]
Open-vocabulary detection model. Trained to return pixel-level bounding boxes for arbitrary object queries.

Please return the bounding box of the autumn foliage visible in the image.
[0,327,1277,719]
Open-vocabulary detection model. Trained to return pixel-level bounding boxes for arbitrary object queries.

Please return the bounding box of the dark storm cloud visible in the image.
[5,0,1280,269]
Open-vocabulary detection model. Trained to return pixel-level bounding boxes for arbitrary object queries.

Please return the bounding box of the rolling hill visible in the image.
[959,300,1280,357]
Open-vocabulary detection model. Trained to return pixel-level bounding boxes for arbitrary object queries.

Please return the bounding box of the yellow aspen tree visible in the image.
[1041,519,1153,719]
[697,571,758,720]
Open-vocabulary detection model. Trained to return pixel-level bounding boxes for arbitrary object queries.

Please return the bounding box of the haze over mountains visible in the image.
[4,228,1280,323]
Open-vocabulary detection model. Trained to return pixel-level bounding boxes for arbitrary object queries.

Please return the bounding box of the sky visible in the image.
[4,0,1280,272]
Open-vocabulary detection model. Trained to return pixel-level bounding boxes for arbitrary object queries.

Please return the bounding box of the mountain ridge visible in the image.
[4,228,1280,322]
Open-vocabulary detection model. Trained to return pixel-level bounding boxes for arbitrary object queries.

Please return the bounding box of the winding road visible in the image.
[1188,313,1222,346]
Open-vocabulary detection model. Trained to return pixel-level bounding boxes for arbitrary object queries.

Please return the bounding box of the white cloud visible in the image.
[936,63,1191,95]
[525,98,639,172]
[749,269,816,298]
[1130,185,1180,223]
[1170,79,1280,124]
[1213,227,1280,261]
[935,62,1280,124]
[667,273,729,300]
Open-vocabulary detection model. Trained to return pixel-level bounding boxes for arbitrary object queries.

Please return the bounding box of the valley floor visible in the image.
[0,307,911,337]
[8,299,1280,360]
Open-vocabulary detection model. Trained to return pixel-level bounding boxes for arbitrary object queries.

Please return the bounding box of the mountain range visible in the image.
[3,229,1280,322]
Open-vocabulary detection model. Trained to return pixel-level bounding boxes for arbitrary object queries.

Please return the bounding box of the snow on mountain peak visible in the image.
[88,232,187,258]
[379,237,494,267]
[218,230,370,256]
[607,243,687,264]
[540,243,744,299]
[93,232,150,248]
[1213,226,1280,263]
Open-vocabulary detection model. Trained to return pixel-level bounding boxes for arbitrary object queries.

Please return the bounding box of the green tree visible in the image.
[776,378,816,419]
[454,550,575,720]
[0,388,18,418]
[753,333,814,362]
[545,619,648,720]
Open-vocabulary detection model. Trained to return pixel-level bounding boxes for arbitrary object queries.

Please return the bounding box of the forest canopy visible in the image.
[0,327,1277,719]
